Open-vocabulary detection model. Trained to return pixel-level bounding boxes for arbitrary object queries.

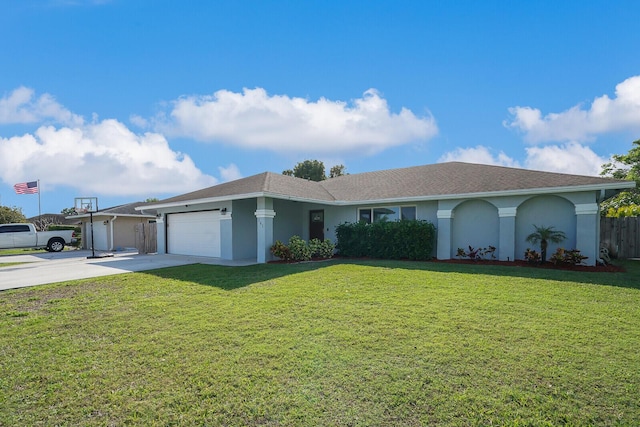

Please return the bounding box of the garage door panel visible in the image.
[168,211,220,257]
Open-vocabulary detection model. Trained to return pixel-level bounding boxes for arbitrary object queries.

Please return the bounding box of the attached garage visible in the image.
[167,211,221,257]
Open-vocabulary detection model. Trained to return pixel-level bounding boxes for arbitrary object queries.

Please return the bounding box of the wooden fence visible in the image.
[135,222,157,254]
[600,217,640,259]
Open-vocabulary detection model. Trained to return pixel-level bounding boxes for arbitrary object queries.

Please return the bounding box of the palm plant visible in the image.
[525,225,567,263]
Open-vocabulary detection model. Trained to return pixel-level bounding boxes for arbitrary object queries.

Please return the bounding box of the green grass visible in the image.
[0,248,48,256]
[0,246,79,256]
[0,262,29,268]
[1,260,639,426]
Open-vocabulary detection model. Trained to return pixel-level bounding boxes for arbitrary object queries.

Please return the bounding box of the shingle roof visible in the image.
[159,172,335,203]
[319,162,631,201]
[152,162,635,206]
[27,213,79,226]
[72,202,157,218]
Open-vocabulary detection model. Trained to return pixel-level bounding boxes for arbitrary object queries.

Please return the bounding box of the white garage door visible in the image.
[167,211,221,257]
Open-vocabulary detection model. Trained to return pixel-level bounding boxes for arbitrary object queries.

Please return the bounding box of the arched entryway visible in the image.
[515,195,576,261]
[451,200,499,258]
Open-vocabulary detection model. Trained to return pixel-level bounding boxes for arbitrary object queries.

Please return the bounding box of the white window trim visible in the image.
[358,205,417,223]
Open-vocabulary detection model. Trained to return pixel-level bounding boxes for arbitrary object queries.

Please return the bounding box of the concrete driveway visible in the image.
[0,250,256,291]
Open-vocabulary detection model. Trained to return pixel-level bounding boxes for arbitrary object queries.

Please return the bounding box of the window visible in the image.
[358,206,416,223]
[359,209,372,223]
[401,206,416,220]
[0,225,30,233]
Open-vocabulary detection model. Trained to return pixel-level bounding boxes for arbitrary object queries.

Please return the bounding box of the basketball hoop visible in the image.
[74,197,97,214]
[74,197,100,258]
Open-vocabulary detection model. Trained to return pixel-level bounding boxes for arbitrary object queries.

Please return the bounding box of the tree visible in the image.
[525,225,567,263]
[0,205,27,224]
[600,138,640,216]
[329,164,346,178]
[61,207,77,216]
[145,198,159,202]
[282,160,346,181]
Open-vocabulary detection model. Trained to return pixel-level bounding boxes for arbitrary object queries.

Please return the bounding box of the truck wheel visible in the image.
[48,238,65,252]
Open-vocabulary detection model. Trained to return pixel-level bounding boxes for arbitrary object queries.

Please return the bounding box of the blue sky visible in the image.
[1,0,639,218]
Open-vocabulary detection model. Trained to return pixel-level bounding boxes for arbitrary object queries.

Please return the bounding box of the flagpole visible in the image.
[38,179,41,221]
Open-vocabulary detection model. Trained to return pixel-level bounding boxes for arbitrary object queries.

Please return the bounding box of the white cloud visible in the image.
[159,88,438,155]
[524,142,609,176]
[439,143,608,176]
[129,114,148,128]
[505,75,640,143]
[0,86,83,126]
[438,145,520,167]
[218,163,242,182]
[0,119,217,196]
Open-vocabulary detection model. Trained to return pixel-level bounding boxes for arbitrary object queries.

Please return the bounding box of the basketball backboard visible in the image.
[74,197,98,214]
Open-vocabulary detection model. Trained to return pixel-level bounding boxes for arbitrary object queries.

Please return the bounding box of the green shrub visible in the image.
[320,239,335,258]
[48,225,81,232]
[270,240,292,261]
[335,220,436,260]
[309,238,323,258]
[288,235,311,261]
[309,238,336,259]
[456,245,496,260]
[272,237,335,262]
[550,248,588,266]
[524,248,541,263]
[335,220,370,257]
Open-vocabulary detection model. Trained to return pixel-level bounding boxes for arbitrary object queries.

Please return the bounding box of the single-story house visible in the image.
[71,202,157,251]
[28,213,80,229]
[139,162,635,265]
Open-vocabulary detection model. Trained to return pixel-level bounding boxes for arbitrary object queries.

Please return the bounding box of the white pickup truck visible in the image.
[0,223,76,252]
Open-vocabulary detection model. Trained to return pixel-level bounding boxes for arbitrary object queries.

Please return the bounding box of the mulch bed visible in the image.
[270,256,624,272]
[432,258,624,272]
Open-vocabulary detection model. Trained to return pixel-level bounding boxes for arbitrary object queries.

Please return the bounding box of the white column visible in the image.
[575,203,599,266]
[255,197,276,263]
[436,209,454,260]
[498,207,517,261]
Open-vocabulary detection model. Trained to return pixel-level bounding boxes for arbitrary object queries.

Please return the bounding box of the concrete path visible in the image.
[0,250,257,291]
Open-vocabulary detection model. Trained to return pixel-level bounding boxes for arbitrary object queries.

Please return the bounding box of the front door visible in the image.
[309,210,324,241]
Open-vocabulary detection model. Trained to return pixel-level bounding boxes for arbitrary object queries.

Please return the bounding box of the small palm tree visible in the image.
[526,225,567,263]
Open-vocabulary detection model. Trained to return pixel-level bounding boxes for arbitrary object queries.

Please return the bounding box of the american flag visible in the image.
[13,181,39,194]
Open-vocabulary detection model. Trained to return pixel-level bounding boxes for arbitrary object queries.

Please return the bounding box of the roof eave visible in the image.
[139,192,267,210]
[140,180,635,210]
[332,181,637,206]
[67,213,156,220]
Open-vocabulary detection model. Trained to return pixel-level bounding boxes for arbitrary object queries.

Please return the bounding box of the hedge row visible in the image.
[335,220,436,260]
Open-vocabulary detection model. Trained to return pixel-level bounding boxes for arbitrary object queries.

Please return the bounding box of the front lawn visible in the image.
[0,248,48,256]
[1,260,639,425]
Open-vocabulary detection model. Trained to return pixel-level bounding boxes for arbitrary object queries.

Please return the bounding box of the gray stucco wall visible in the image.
[273,199,304,243]
[417,201,438,224]
[515,195,577,261]
[321,206,356,242]
[451,200,499,257]
[231,199,257,260]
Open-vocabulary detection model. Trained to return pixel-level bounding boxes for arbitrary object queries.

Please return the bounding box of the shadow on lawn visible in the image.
[346,258,640,291]
[140,258,640,292]
[141,261,333,291]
